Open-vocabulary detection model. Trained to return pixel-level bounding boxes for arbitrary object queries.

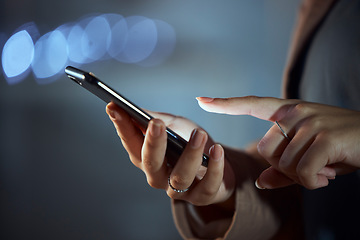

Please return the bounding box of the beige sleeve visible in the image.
[171,146,304,240]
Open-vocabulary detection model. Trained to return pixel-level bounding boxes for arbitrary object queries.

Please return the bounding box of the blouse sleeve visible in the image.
[171,146,304,240]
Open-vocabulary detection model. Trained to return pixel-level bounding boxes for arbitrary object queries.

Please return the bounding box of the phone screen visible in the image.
[65,66,209,167]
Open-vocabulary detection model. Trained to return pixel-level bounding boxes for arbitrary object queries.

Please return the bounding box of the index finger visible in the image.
[106,102,144,165]
[196,96,300,122]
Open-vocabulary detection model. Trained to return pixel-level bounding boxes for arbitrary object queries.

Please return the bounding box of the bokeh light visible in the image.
[32,30,68,83]
[81,15,112,62]
[138,20,176,67]
[67,25,87,64]
[106,14,128,60]
[2,30,34,84]
[114,16,157,64]
[1,13,176,85]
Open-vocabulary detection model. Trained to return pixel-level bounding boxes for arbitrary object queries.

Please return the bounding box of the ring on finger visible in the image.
[275,121,291,141]
[168,177,190,193]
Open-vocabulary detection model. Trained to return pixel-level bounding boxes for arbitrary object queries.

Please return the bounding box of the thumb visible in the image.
[255,167,295,189]
[196,96,299,122]
[256,166,336,190]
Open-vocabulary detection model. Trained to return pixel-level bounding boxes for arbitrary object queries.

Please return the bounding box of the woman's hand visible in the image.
[197,96,360,190]
[106,102,235,207]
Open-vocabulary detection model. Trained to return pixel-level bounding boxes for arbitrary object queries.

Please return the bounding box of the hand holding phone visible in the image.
[65,66,209,167]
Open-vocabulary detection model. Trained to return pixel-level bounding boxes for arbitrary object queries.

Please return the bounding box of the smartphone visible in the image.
[65,66,209,168]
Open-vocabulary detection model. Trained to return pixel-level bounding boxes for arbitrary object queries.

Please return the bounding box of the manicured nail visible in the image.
[255,179,266,190]
[149,120,161,137]
[196,97,214,103]
[319,167,336,180]
[190,129,207,149]
[209,144,223,162]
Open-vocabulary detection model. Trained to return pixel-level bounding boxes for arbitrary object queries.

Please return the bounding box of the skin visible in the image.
[106,102,235,207]
[106,95,360,208]
[197,96,360,190]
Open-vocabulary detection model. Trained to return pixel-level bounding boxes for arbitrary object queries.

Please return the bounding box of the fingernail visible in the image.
[190,129,207,149]
[327,175,336,180]
[325,172,336,180]
[319,167,336,180]
[209,144,223,161]
[196,97,214,103]
[255,179,266,190]
[149,120,161,137]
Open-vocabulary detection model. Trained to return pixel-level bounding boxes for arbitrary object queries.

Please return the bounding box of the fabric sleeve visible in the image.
[171,146,304,240]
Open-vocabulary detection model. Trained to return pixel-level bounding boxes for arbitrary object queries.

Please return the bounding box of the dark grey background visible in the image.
[0,0,300,239]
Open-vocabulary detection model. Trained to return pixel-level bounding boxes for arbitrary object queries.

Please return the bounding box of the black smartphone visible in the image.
[65,66,209,168]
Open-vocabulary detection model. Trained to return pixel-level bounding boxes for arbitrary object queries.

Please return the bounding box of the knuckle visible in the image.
[171,175,189,189]
[296,166,318,189]
[317,129,332,141]
[147,178,162,189]
[257,137,272,159]
[200,188,217,200]
[296,164,310,179]
[142,155,155,171]
[303,115,324,130]
[291,102,310,116]
[257,138,266,156]
[200,183,218,198]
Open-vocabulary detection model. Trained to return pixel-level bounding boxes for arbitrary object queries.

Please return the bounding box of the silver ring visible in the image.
[168,177,190,193]
[275,121,291,141]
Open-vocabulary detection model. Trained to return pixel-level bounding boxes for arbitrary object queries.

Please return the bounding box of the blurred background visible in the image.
[0,0,301,239]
